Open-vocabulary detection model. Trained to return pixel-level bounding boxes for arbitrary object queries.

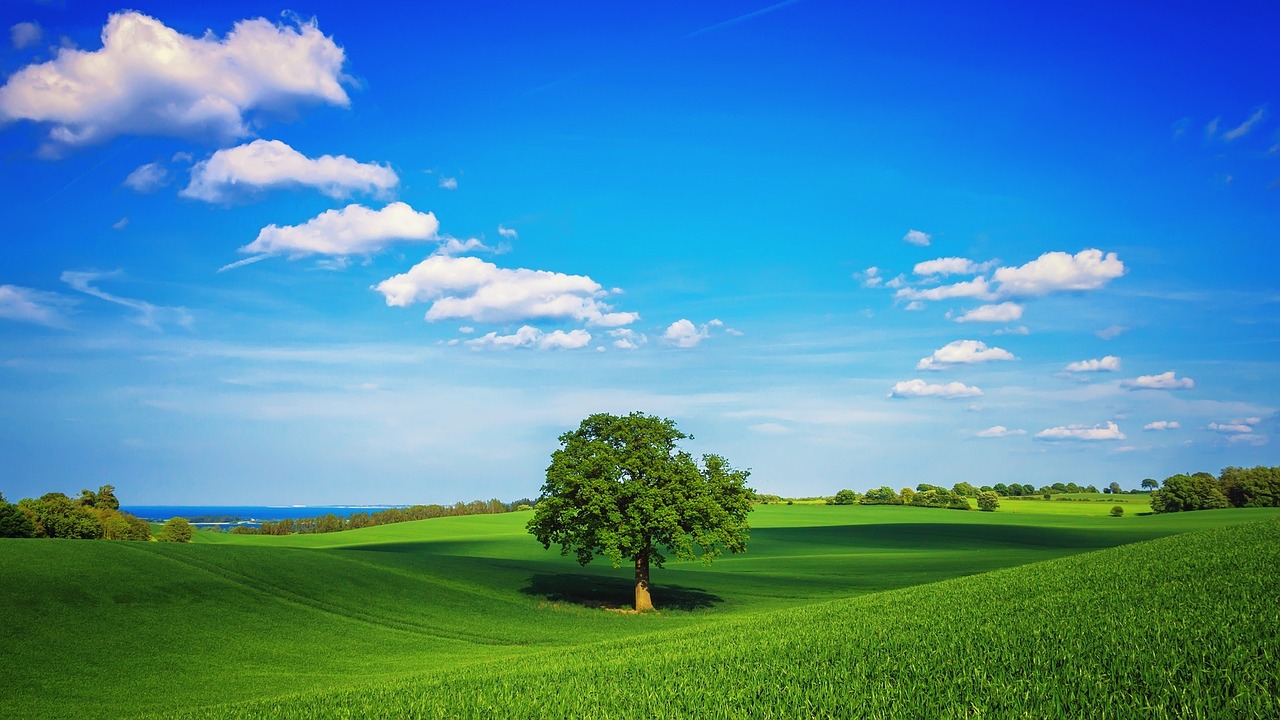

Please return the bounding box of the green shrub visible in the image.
[1110,505,1124,517]
[157,517,194,543]
[977,491,1000,512]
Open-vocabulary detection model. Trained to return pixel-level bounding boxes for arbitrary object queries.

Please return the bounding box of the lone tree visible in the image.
[527,412,754,612]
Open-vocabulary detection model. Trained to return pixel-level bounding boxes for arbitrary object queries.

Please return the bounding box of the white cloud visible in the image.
[913,257,994,276]
[662,318,722,348]
[992,249,1125,297]
[497,225,518,240]
[994,325,1029,336]
[748,423,792,435]
[123,162,169,193]
[0,284,70,326]
[975,425,1026,438]
[182,140,398,202]
[438,176,458,190]
[0,12,349,155]
[856,266,882,288]
[1205,117,1220,139]
[375,254,638,327]
[1143,420,1180,431]
[10,21,42,49]
[1035,421,1126,441]
[888,379,983,399]
[902,229,931,246]
[111,217,129,231]
[954,302,1023,323]
[434,237,496,256]
[464,325,591,351]
[917,340,1016,370]
[896,276,994,303]
[242,202,438,258]
[1208,417,1260,434]
[609,328,647,350]
[60,270,191,330]
[1065,356,1121,373]
[1096,324,1128,340]
[1122,371,1195,391]
[1223,107,1267,141]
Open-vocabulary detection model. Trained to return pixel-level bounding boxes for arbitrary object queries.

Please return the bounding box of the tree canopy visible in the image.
[526,412,754,611]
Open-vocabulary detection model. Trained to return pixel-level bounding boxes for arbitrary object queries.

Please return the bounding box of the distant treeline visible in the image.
[0,486,159,541]
[228,498,535,536]
[1151,466,1280,513]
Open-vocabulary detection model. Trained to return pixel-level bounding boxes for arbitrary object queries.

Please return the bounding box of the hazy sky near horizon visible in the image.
[1,1,1277,504]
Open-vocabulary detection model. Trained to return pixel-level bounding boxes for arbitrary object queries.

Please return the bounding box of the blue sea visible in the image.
[121,505,406,524]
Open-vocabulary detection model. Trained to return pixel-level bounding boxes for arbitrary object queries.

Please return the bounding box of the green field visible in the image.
[2,502,1277,719]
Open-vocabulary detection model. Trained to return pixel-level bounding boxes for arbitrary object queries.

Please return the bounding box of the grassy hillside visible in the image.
[175,516,1280,719]
[1,504,1274,719]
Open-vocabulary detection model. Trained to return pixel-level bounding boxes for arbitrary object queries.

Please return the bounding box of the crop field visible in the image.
[2,503,1277,719]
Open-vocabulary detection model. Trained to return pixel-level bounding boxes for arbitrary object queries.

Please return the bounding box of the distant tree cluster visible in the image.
[1151,466,1280,513]
[229,498,533,536]
[0,486,154,541]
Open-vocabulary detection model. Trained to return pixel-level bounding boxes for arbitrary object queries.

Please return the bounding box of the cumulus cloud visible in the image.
[1143,421,1180,431]
[917,340,1016,370]
[438,176,458,190]
[497,225,518,239]
[123,162,169,193]
[896,277,994,303]
[1035,421,1126,441]
[0,12,348,155]
[182,140,398,202]
[374,254,638,327]
[464,325,591,351]
[662,318,722,348]
[609,328,647,350]
[975,425,1026,438]
[1064,356,1120,373]
[856,266,883,288]
[241,202,438,258]
[1122,371,1195,391]
[954,302,1023,323]
[434,237,496,256]
[991,249,1125,297]
[1223,107,1267,141]
[902,229,931,246]
[888,379,983,399]
[913,257,994,276]
[10,21,42,49]
[0,284,70,326]
[60,270,191,330]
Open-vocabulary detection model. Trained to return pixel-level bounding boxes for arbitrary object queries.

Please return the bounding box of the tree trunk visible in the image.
[634,553,654,612]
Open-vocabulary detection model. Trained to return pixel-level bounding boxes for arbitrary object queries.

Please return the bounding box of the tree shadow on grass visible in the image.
[522,573,722,612]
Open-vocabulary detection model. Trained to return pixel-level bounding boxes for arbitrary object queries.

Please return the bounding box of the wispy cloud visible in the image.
[684,0,802,38]
[60,270,191,330]
[1223,106,1267,141]
[0,285,72,327]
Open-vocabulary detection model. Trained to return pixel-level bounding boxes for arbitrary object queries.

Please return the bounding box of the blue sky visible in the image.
[1,1,1276,504]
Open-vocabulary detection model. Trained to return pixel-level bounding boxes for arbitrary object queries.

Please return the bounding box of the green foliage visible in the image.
[832,489,858,505]
[1110,505,1124,517]
[952,481,977,497]
[157,517,194,543]
[18,493,104,539]
[74,485,120,511]
[1151,473,1230,513]
[859,486,900,505]
[1142,478,1158,490]
[910,487,971,510]
[527,413,754,572]
[977,491,1000,512]
[0,499,36,538]
[1218,465,1280,508]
